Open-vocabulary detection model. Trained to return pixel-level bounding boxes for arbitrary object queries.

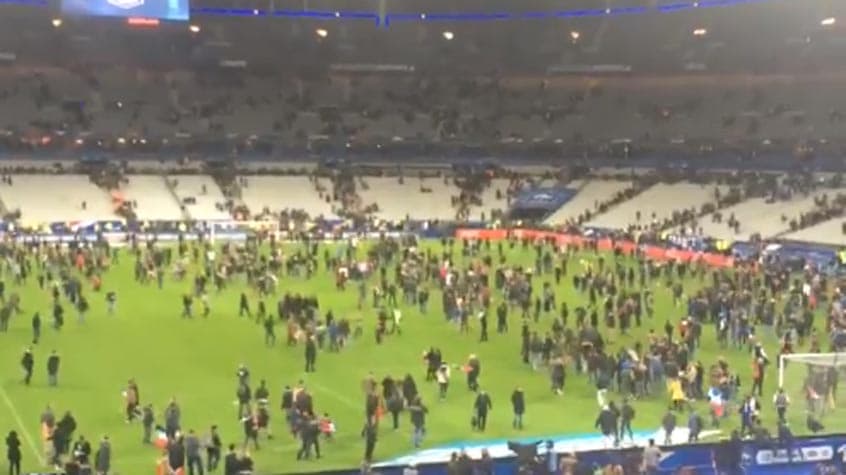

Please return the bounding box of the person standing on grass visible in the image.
[52,300,64,331]
[124,379,141,423]
[295,414,319,460]
[164,399,181,439]
[167,435,185,475]
[304,334,317,373]
[94,435,110,475]
[76,294,88,324]
[6,430,21,475]
[465,354,481,392]
[185,429,204,475]
[141,404,154,444]
[386,389,403,431]
[511,387,525,429]
[181,294,193,318]
[620,398,635,444]
[223,444,238,475]
[20,347,33,385]
[436,362,450,401]
[205,425,221,472]
[105,291,116,315]
[240,407,259,451]
[46,350,60,387]
[263,317,275,347]
[472,390,492,432]
[362,421,378,463]
[408,396,428,448]
[32,312,41,345]
[238,293,251,318]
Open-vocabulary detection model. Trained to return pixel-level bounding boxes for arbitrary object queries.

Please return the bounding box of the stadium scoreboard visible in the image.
[61,0,190,21]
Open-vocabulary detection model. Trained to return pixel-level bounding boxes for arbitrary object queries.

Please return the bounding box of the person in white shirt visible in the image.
[436,363,450,400]
[392,308,402,335]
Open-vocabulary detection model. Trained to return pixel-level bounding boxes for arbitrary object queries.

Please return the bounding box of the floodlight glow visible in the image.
[442,30,454,40]
[315,28,328,38]
[693,28,707,36]
[189,24,200,33]
[51,18,62,27]
[821,17,836,26]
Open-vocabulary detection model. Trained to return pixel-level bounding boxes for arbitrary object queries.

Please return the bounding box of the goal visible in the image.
[779,352,846,432]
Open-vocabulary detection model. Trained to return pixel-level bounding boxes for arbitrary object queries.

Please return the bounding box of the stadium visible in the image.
[1,0,846,474]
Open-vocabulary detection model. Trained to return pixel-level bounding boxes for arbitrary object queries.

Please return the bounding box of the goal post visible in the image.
[779,352,846,431]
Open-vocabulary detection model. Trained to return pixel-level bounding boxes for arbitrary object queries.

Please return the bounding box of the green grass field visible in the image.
[0,239,836,474]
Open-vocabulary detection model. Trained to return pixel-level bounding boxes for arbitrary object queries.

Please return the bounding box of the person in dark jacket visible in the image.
[688,410,703,442]
[362,421,378,462]
[473,390,493,431]
[52,411,77,466]
[21,347,33,385]
[408,396,428,448]
[511,387,525,429]
[167,436,186,474]
[31,312,41,345]
[401,374,418,406]
[223,444,239,475]
[662,411,677,445]
[206,425,222,472]
[71,435,91,465]
[386,390,403,430]
[6,430,21,475]
[304,335,317,372]
[94,436,111,475]
[595,405,617,447]
[184,429,203,475]
[620,398,635,443]
[47,350,60,386]
[466,354,480,392]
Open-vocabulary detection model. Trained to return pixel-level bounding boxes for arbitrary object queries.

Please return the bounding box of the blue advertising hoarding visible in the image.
[62,0,190,21]
[316,434,846,475]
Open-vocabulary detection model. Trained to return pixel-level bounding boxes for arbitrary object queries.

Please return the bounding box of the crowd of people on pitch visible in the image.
[3,218,845,475]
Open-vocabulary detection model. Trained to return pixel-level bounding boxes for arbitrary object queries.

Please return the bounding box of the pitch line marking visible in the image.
[0,384,46,466]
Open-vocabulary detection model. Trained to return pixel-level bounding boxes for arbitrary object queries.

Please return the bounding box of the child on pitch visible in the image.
[319,413,336,440]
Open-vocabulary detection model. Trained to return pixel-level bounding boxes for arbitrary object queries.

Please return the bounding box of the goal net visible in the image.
[779,353,846,433]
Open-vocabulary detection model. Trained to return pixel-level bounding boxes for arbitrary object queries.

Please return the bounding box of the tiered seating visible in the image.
[357,177,455,222]
[586,183,719,230]
[783,220,846,246]
[117,175,185,221]
[239,176,335,218]
[167,175,229,221]
[469,179,512,221]
[0,175,113,223]
[697,193,829,241]
[544,180,630,225]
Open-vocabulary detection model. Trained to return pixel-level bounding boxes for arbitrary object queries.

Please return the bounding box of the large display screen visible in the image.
[62,0,190,21]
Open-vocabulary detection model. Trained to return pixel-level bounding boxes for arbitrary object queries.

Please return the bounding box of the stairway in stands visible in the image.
[163,175,194,221]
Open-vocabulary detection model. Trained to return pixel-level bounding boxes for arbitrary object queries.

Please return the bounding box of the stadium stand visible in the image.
[696,191,832,241]
[239,175,336,219]
[585,182,722,231]
[166,175,229,221]
[544,180,630,226]
[357,177,456,222]
[116,175,186,221]
[0,174,113,223]
[784,219,846,246]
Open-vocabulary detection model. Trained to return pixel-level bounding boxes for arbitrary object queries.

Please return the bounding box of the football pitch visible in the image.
[0,239,831,474]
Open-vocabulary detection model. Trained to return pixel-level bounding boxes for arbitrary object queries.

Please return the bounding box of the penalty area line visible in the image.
[0,384,45,466]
